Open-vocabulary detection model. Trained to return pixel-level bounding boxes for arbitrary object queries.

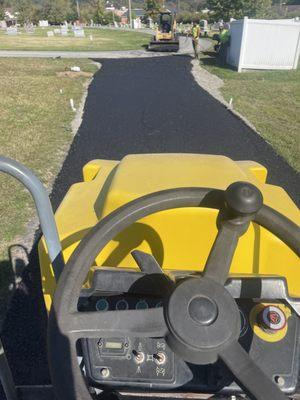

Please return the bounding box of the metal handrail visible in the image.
[0,156,64,280]
[0,156,65,400]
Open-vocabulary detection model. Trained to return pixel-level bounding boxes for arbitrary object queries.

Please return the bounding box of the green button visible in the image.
[136,300,149,309]
[96,299,109,311]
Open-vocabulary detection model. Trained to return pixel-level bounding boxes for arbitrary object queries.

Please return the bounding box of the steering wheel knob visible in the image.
[225,181,263,216]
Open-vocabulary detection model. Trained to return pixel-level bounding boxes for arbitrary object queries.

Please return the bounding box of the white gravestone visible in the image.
[6,27,18,36]
[74,29,85,38]
[61,26,68,36]
[39,20,49,27]
[24,24,35,34]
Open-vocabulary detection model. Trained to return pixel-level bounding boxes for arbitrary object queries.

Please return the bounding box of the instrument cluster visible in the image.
[78,294,163,312]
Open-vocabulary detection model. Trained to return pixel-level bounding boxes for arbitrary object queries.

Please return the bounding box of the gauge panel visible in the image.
[79,269,300,394]
[78,294,161,312]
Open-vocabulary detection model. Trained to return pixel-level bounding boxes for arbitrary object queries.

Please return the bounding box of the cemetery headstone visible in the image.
[74,29,85,38]
[0,21,7,29]
[61,26,68,36]
[133,18,141,29]
[39,20,49,27]
[24,23,35,34]
[6,26,18,36]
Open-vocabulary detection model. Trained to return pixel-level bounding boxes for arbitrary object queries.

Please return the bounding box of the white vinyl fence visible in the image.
[227,17,300,72]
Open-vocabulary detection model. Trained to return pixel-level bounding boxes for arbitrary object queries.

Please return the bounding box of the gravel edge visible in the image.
[190,59,259,134]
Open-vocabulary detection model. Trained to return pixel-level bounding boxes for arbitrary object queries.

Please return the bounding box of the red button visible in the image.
[260,306,286,331]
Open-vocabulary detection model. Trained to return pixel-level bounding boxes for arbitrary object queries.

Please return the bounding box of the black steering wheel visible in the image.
[48,182,300,400]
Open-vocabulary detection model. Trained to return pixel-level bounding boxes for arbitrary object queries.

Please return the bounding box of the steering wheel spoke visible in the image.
[220,341,287,400]
[203,225,240,285]
[203,181,265,285]
[66,307,168,340]
[131,250,163,274]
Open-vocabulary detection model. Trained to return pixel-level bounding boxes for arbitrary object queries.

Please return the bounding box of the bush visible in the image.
[41,0,71,24]
[176,11,207,24]
[94,10,120,25]
[0,6,5,20]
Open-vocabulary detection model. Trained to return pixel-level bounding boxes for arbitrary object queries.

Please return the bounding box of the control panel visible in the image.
[80,293,192,389]
[82,337,185,389]
[79,269,300,394]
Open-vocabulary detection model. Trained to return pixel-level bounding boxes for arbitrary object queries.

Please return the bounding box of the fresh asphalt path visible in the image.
[1,56,299,394]
[52,55,299,208]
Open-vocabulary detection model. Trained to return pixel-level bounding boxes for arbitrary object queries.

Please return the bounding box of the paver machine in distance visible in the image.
[148,11,179,52]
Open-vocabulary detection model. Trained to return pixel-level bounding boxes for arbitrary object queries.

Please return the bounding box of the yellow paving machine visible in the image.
[0,153,299,400]
[148,11,179,52]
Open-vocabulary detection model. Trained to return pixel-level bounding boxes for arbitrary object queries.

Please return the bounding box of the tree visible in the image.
[286,0,300,4]
[246,0,272,17]
[0,7,5,20]
[94,0,104,23]
[78,3,95,22]
[0,0,5,20]
[14,0,36,23]
[176,11,207,23]
[144,0,161,21]
[42,0,71,24]
[206,0,271,20]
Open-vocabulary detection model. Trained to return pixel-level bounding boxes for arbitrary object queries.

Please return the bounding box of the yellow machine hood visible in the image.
[39,154,300,310]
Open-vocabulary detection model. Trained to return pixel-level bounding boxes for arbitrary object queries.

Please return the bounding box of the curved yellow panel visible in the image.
[38,154,300,311]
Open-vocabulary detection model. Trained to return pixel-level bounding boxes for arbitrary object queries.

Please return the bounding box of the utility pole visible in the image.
[128,0,132,28]
[76,0,80,19]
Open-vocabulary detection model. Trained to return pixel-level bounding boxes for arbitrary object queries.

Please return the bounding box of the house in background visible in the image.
[118,8,145,27]
[0,9,17,28]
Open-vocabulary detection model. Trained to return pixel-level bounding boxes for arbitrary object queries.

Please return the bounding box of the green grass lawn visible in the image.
[0,27,150,51]
[0,58,98,323]
[200,54,300,172]
[0,58,97,257]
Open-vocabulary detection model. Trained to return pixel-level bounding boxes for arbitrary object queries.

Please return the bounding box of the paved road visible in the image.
[0,49,168,59]
[0,38,211,58]
[1,56,299,395]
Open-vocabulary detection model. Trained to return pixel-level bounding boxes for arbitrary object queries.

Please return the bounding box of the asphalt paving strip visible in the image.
[1,55,299,394]
[51,55,299,209]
